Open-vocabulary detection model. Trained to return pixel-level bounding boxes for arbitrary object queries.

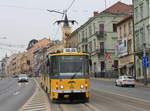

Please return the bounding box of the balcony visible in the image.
[82,38,88,43]
[95,31,105,40]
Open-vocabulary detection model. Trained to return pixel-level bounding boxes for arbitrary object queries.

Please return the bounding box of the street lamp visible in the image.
[0,37,7,39]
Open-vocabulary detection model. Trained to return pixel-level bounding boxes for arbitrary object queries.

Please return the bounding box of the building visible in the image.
[68,2,133,78]
[26,38,52,74]
[133,0,150,80]
[5,54,17,76]
[117,15,134,76]
[0,55,9,77]
[66,29,79,48]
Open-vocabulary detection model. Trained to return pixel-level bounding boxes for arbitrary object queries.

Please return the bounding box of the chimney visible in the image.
[93,11,99,16]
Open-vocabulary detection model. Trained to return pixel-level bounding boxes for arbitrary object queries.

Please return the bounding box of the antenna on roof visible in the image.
[105,0,107,9]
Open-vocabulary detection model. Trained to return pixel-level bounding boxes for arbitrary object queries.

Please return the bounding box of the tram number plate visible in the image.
[68,81,75,89]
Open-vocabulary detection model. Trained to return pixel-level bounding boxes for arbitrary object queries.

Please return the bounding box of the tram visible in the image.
[40,48,90,102]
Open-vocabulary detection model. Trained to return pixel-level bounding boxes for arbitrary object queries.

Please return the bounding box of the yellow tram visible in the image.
[40,48,90,102]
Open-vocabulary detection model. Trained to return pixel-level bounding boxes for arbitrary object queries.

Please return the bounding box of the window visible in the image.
[99,24,104,32]
[114,60,118,71]
[120,27,122,38]
[128,39,132,54]
[93,23,96,33]
[135,31,140,49]
[128,21,132,34]
[135,7,138,22]
[124,24,126,37]
[85,29,88,38]
[146,0,149,17]
[140,28,145,42]
[101,61,105,72]
[78,33,80,42]
[82,31,84,39]
[88,25,92,36]
[93,39,96,50]
[100,42,104,54]
[85,45,88,52]
[100,42,104,49]
[82,45,84,52]
[89,41,92,52]
[140,4,143,19]
[113,24,117,32]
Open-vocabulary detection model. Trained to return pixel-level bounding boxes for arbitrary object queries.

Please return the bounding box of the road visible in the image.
[0,77,36,111]
[50,79,150,111]
[1,78,150,111]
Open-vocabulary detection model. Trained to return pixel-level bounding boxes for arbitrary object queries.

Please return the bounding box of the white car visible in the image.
[18,74,28,82]
[115,75,135,87]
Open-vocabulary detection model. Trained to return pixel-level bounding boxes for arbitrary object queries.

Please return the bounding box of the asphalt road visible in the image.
[91,79,150,101]
[50,79,150,111]
[0,77,36,111]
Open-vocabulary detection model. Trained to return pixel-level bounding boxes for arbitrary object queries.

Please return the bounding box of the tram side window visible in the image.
[50,56,59,76]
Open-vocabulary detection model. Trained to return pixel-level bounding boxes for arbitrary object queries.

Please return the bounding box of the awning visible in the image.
[126,64,134,68]
[118,65,126,69]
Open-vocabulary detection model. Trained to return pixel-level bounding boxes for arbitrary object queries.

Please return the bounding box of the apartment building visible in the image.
[68,2,133,77]
[133,0,150,79]
[117,15,134,76]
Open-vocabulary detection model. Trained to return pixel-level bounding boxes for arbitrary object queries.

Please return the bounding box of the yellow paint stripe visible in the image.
[49,53,89,56]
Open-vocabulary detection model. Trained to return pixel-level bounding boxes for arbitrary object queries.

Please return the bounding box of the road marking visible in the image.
[20,79,50,111]
[13,91,20,95]
[92,87,150,103]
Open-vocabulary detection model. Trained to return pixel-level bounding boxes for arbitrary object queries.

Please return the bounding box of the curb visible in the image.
[20,78,51,111]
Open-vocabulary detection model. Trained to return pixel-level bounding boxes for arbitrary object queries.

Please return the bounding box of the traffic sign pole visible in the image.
[143,43,148,85]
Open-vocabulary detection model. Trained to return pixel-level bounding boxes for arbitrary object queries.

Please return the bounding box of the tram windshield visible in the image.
[59,61,83,75]
[50,55,89,76]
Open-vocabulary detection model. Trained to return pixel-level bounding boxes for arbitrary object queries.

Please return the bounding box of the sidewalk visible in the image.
[91,77,150,88]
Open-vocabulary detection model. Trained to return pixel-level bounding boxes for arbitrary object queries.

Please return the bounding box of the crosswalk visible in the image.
[21,79,51,111]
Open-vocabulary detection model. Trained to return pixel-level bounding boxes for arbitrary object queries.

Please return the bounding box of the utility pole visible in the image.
[143,22,148,85]
[105,0,107,9]
[143,43,148,85]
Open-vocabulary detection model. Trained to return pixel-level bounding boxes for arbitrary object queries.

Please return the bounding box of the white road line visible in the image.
[13,91,20,95]
[92,87,150,103]
[20,78,51,111]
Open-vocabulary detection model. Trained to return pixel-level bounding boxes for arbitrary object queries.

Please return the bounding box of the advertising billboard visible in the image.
[117,39,128,57]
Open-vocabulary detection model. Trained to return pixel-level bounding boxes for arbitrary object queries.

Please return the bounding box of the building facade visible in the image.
[5,54,17,76]
[26,38,52,74]
[133,0,150,80]
[68,2,132,78]
[0,55,9,77]
[117,15,134,76]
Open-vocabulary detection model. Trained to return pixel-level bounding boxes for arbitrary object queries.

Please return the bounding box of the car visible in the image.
[115,75,135,87]
[12,75,18,78]
[18,74,28,82]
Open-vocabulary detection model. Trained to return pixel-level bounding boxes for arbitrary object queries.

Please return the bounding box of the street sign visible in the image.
[142,56,149,68]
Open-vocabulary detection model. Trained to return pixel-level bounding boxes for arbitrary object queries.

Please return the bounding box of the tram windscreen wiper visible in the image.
[71,66,82,79]
[71,73,77,79]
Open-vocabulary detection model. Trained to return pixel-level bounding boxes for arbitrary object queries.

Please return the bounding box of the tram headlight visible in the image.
[80,85,84,89]
[60,85,64,89]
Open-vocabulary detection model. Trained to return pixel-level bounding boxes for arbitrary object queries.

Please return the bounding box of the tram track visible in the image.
[53,102,98,111]
[82,103,98,111]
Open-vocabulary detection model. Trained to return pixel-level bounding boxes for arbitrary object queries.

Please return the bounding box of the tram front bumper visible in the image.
[52,89,90,93]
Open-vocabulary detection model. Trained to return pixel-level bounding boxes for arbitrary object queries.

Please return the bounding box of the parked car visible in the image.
[115,75,135,87]
[18,74,28,82]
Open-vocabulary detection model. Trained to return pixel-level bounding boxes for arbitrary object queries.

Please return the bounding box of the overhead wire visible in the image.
[66,0,76,13]
[53,0,77,40]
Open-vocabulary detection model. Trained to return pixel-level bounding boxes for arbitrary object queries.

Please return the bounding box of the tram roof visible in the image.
[48,52,89,56]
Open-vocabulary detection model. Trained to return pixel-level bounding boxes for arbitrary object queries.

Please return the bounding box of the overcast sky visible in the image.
[0,0,132,59]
